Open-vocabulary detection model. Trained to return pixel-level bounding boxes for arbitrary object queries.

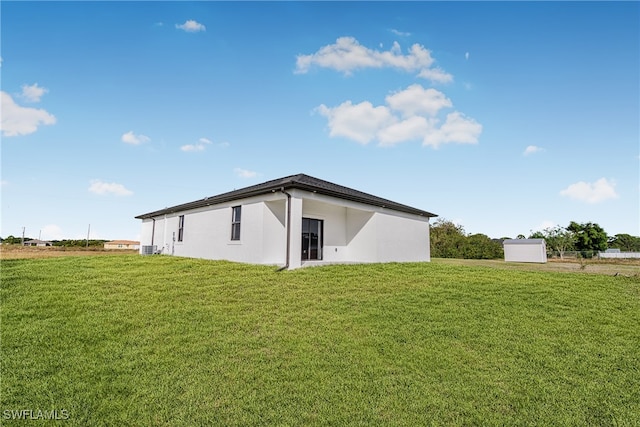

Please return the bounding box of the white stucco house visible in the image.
[135,174,437,269]
[503,239,547,263]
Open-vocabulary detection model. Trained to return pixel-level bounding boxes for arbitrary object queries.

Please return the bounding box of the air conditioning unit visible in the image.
[141,245,157,255]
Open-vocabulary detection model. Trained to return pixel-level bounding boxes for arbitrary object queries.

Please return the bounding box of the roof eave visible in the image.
[135,177,437,219]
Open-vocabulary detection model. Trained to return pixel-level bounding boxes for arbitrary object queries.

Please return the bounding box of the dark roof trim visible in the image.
[135,173,437,219]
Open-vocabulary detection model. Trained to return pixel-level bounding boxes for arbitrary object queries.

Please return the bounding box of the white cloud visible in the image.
[465,52,470,61]
[523,145,544,156]
[88,179,133,196]
[20,83,48,103]
[386,84,452,117]
[121,131,150,145]
[391,29,411,37]
[176,20,206,32]
[378,116,431,147]
[317,85,481,148]
[316,101,395,145]
[422,112,482,148]
[417,67,454,84]
[560,178,619,204]
[41,224,64,241]
[295,37,451,83]
[1,91,56,137]
[234,168,258,178]
[1,180,8,187]
[180,144,204,152]
[181,137,212,152]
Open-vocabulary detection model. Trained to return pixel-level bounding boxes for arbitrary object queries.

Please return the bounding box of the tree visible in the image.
[0,235,31,244]
[529,231,545,239]
[463,234,504,259]
[531,226,575,259]
[430,219,466,258]
[608,234,640,252]
[430,219,503,259]
[567,221,608,254]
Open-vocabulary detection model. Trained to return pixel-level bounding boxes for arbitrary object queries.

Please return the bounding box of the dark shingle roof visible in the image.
[135,173,437,219]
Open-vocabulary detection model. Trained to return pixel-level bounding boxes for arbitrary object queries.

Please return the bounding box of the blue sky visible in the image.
[2,1,638,241]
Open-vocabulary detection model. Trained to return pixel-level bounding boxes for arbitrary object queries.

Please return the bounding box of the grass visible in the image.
[1,255,639,425]
[0,245,138,260]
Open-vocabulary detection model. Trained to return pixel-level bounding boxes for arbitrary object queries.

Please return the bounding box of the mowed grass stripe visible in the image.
[1,256,639,426]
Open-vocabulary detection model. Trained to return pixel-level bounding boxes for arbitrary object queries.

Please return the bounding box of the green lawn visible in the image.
[1,255,639,426]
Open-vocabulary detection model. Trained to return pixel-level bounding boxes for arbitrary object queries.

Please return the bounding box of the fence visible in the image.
[598,251,640,259]
[548,251,640,259]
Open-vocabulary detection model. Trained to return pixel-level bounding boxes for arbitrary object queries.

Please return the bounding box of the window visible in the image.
[178,215,185,242]
[231,206,241,241]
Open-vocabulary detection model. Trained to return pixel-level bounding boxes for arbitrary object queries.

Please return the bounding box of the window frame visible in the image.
[231,206,241,241]
[177,215,185,242]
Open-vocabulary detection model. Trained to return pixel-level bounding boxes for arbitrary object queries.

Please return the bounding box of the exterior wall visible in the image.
[262,200,287,264]
[139,189,432,267]
[287,195,304,269]
[504,240,547,263]
[345,209,377,262]
[297,190,431,265]
[139,193,288,264]
[139,215,180,255]
[376,212,430,262]
[139,219,156,252]
[301,198,349,263]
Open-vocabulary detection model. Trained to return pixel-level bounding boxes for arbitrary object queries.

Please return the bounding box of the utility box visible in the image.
[503,239,547,263]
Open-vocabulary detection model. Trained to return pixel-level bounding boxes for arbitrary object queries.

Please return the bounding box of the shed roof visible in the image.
[135,173,437,219]
[503,239,546,245]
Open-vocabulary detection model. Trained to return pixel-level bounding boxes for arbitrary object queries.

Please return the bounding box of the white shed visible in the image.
[135,174,437,269]
[503,239,547,263]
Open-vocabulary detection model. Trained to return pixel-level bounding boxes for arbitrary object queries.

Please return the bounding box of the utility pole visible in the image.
[86,224,90,248]
[21,227,25,246]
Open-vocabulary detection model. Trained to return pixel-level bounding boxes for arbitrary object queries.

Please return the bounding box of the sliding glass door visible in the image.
[301,218,323,261]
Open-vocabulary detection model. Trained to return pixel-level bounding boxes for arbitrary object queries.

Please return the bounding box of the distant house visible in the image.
[135,173,437,269]
[23,239,52,247]
[503,239,547,263]
[104,240,140,250]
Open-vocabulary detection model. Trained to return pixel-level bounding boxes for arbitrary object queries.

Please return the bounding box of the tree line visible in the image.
[429,220,504,259]
[430,219,640,260]
[0,236,107,247]
[530,222,640,258]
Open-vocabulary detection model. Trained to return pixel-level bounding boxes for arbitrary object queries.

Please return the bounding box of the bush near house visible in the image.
[1,256,638,426]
